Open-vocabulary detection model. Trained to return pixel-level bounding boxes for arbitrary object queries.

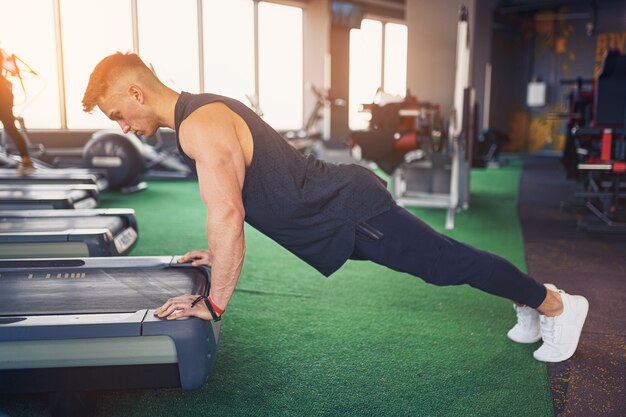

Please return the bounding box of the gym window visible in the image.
[0,0,60,129]
[61,0,134,129]
[138,0,200,95]
[1,0,304,131]
[258,2,303,131]
[349,19,408,131]
[384,22,408,99]
[202,0,255,106]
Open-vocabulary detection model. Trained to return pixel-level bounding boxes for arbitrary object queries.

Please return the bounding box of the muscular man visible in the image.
[83,52,588,363]
[0,49,35,175]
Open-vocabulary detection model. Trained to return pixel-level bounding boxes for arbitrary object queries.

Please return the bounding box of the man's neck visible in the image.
[154,87,180,129]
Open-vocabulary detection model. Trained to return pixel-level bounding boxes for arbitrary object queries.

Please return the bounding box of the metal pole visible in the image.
[254,1,260,101]
[381,22,386,92]
[482,63,491,130]
[197,0,205,92]
[52,0,67,129]
[131,0,139,54]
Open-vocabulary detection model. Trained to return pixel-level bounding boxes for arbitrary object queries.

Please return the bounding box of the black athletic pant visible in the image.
[0,77,29,159]
[351,202,547,308]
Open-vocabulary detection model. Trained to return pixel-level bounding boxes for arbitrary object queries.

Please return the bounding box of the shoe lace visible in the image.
[540,316,556,343]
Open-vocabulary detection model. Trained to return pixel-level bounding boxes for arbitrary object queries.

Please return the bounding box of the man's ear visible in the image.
[128,85,144,104]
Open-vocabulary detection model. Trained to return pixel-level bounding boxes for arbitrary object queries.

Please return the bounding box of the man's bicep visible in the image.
[181,115,246,215]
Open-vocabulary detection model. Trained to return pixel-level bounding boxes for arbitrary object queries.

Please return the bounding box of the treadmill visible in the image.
[0,209,138,258]
[0,168,109,191]
[0,256,220,417]
[0,184,99,210]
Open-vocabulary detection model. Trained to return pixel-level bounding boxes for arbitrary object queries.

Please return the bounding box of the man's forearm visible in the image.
[206,224,245,311]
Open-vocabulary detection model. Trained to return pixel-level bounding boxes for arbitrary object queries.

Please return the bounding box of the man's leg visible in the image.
[352,202,588,362]
[0,112,34,174]
[0,83,33,170]
[353,202,547,307]
[1,117,31,160]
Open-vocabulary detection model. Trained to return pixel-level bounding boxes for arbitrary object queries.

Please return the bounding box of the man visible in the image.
[0,48,35,175]
[83,52,588,363]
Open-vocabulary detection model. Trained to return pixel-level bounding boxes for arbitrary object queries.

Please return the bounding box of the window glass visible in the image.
[0,0,60,128]
[349,19,382,130]
[384,22,408,97]
[203,0,255,105]
[258,2,303,130]
[61,0,133,129]
[138,0,199,93]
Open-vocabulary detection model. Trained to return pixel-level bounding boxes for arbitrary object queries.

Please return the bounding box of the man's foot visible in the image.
[507,283,557,344]
[15,163,36,176]
[533,289,589,362]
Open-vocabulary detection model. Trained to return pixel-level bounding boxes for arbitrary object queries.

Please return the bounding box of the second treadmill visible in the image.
[0,185,100,210]
[0,168,109,191]
[0,209,139,258]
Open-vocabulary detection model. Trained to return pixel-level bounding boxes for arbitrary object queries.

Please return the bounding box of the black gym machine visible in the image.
[560,49,626,232]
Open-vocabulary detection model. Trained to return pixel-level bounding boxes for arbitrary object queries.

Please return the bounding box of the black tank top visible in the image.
[174,92,392,276]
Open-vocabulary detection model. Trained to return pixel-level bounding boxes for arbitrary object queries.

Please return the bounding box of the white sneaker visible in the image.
[507,283,557,344]
[533,290,589,362]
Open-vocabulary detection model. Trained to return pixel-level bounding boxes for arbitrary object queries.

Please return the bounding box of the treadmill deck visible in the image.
[0,267,208,316]
[0,257,217,393]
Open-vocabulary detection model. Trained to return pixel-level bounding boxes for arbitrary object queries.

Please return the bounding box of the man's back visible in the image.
[174,92,393,276]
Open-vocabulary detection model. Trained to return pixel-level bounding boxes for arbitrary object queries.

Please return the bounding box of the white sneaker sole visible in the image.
[534,296,589,363]
[507,329,541,344]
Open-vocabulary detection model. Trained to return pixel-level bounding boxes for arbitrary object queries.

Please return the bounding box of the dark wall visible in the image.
[595,0,626,33]
[490,0,626,152]
[491,16,534,149]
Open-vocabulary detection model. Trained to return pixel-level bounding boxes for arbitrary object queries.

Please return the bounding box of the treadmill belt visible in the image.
[0,217,124,234]
[0,268,208,316]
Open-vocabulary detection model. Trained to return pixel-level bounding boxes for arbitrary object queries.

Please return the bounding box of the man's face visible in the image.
[98,91,159,137]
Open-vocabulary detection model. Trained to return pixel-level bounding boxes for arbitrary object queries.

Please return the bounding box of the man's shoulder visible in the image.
[181,102,235,130]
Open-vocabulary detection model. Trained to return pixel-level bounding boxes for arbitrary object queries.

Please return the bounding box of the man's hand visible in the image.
[153,294,213,321]
[177,249,214,267]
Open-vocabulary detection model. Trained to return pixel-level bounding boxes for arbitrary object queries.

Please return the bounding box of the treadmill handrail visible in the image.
[0,228,112,237]
[0,208,136,218]
[0,184,99,192]
[0,189,94,199]
[0,256,176,270]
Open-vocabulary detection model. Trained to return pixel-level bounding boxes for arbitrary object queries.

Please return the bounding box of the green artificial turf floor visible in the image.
[0,159,553,417]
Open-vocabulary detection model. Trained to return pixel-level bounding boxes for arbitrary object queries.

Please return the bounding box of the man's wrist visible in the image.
[207,296,225,316]
[198,295,223,321]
